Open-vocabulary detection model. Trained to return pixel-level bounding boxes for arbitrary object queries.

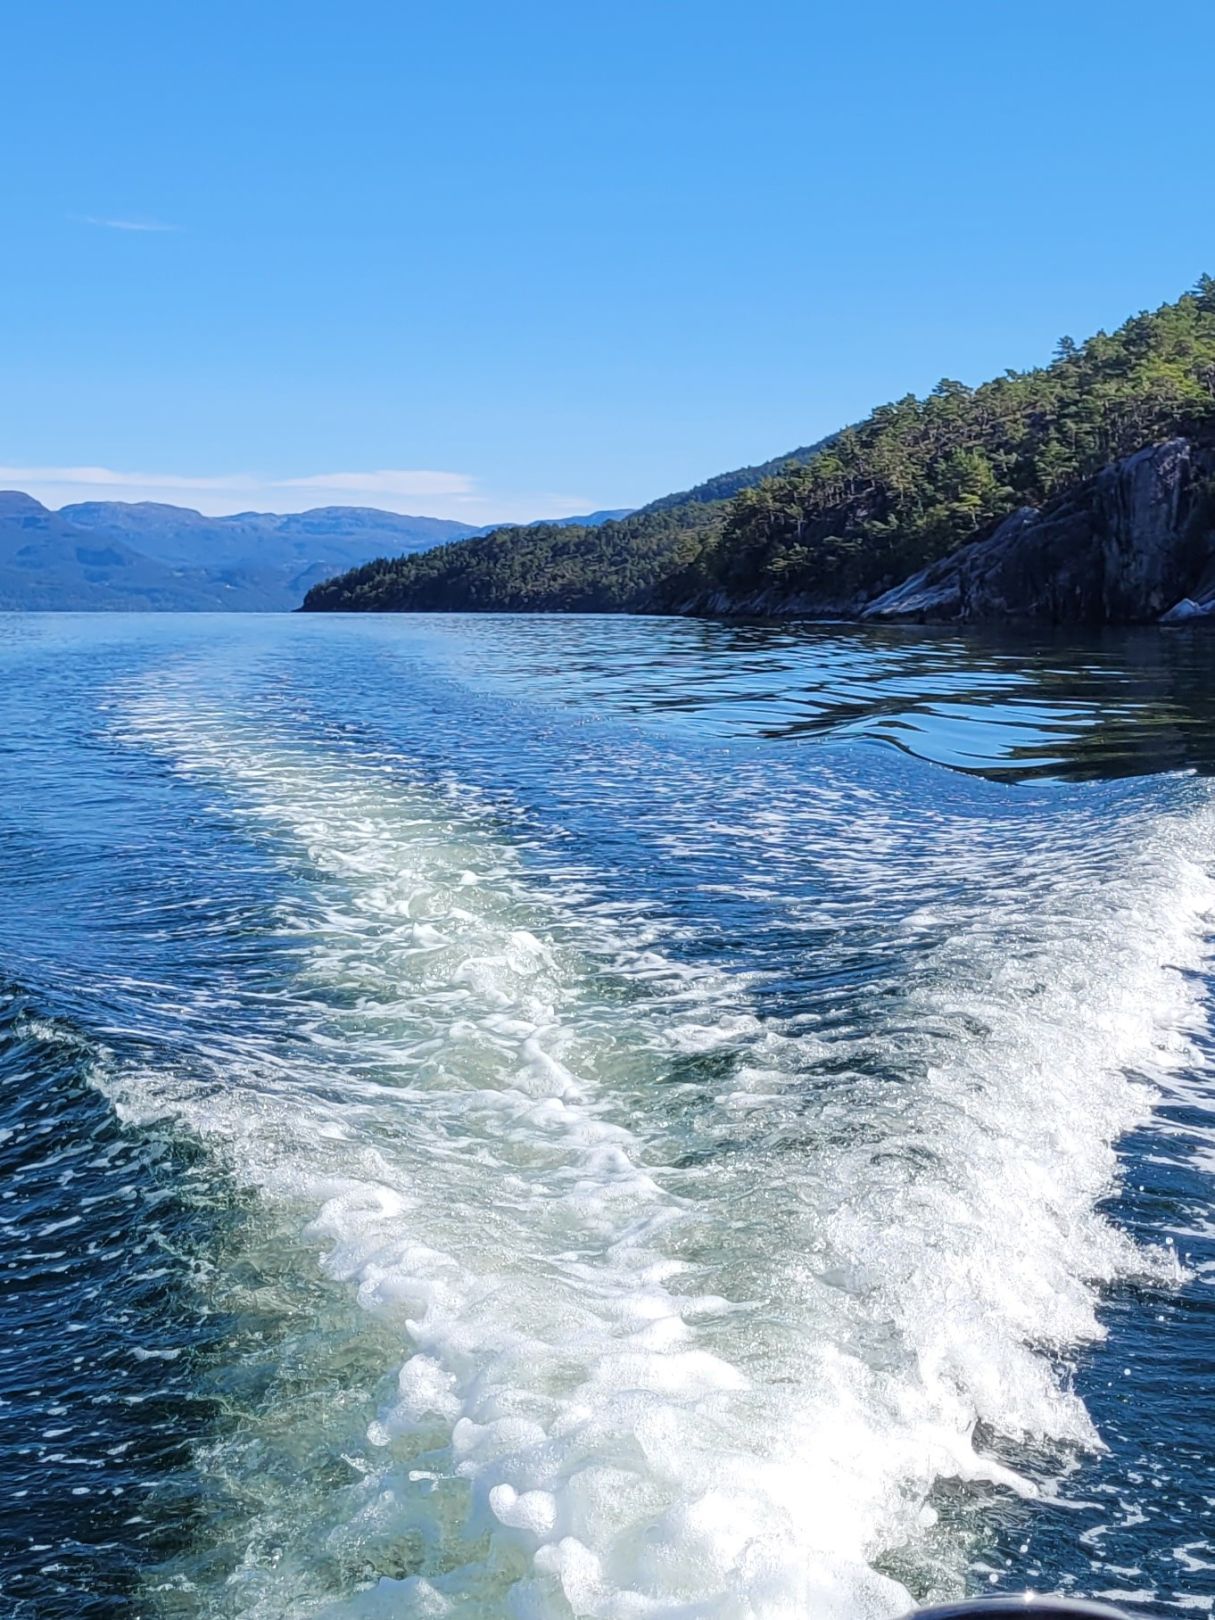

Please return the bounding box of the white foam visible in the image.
[108,686,1215,1619]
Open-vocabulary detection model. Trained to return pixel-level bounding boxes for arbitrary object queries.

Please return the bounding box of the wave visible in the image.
[0,983,229,1618]
[105,680,1215,1620]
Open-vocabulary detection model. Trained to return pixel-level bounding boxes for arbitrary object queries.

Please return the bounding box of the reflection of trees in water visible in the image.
[688,620,1215,782]
[450,613,1215,783]
[969,627,1215,781]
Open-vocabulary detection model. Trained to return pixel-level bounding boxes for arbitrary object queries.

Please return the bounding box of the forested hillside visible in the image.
[304,280,1215,616]
[697,277,1215,608]
[300,440,834,612]
[301,501,718,613]
[638,436,837,513]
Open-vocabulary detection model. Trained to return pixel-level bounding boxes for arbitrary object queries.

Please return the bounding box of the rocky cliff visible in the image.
[861,438,1215,626]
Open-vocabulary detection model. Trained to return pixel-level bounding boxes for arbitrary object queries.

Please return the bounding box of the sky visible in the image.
[3,0,1214,522]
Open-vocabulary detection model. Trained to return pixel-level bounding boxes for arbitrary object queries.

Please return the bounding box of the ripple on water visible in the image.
[0,613,1214,1620]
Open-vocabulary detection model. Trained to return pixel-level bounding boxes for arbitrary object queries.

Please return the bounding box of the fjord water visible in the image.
[3,614,1215,1620]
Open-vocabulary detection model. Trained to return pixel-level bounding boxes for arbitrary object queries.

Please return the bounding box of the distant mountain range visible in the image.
[0,494,633,610]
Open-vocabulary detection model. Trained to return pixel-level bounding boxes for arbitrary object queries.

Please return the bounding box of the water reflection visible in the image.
[1,610,1211,783]
[429,615,1215,782]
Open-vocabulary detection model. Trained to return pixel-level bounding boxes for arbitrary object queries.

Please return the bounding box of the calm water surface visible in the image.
[2,611,1215,1620]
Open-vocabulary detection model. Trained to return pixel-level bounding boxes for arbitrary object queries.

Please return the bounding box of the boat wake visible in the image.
[102,677,1215,1620]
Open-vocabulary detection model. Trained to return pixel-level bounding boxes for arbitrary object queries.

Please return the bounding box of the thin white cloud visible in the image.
[0,466,247,494]
[0,465,594,524]
[81,215,180,233]
[277,470,475,498]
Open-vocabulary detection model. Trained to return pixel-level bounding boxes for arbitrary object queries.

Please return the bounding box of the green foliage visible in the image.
[301,437,841,613]
[305,280,1215,615]
[714,279,1215,603]
[301,503,726,613]
[636,434,837,513]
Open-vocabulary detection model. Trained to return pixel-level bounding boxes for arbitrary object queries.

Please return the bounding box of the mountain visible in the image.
[0,499,633,611]
[525,508,635,529]
[0,492,254,610]
[40,502,479,609]
[304,279,1215,623]
[61,502,474,571]
[299,439,834,613]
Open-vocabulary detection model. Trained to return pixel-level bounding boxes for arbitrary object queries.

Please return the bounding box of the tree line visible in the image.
[303,279,1215,616]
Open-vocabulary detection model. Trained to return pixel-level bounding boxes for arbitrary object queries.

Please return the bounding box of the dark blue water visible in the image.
[2,612,1214,1620]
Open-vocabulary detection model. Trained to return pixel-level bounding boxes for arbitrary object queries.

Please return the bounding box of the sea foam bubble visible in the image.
[106,683,1215,1620]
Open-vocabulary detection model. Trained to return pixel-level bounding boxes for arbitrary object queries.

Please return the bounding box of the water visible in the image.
[2,612,1215,1620]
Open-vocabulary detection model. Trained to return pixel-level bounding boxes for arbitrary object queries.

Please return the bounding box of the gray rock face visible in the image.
[674,584,861,618]
[1159,550,1215,623]
[862,438,1215,625]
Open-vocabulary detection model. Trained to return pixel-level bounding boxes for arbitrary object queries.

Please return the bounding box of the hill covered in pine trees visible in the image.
[304,280,1215,622]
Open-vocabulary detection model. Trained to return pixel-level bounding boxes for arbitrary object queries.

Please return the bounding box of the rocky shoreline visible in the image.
[684,438,1215,629]
[863,437,1215,626]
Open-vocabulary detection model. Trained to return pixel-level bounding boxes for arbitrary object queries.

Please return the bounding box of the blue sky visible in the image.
[3,0,1214,520]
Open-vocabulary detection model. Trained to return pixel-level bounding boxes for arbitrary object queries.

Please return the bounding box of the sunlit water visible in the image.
[3,612,1215,1620]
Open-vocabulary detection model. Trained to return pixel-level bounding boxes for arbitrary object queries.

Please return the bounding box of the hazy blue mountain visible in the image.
[59,501,479,598]
[461,508,634,537]
[0,497,467,610]
[529,508,635,529]
[0,492,272,610]
[0,494,637,610]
